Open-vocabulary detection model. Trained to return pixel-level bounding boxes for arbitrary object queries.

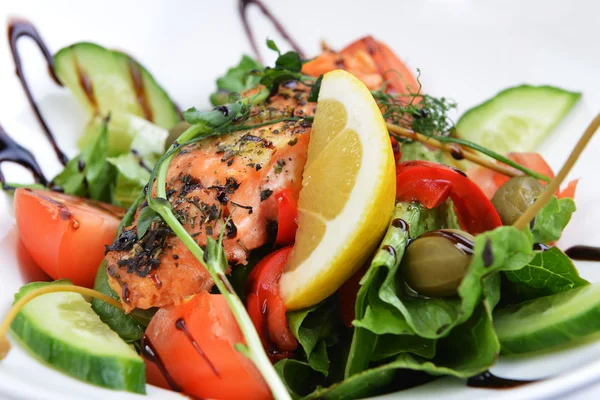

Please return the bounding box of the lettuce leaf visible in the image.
[52,117,115,203]
[531,196,576,244]
[504,247,588,302]
[287,298,341,376]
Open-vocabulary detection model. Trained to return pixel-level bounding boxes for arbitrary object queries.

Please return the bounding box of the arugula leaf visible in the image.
[91,260,144,343]
[266,39,281,55]
[91,193,146,342]
[307,75,323,102]
[532,196,576,244]
[287,298,340,376]
[136,205,160,239]
[308,304,499,400]
[275,51,302,72]
[107,153,151,208]
[274,359,324,399]
[504,247,588,301]
[183,102,247,128]
[210,55,263,106]
[371,334,436,361]
[52,116,115,203]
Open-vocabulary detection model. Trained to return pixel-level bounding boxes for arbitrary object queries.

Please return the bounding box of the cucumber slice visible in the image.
[9,280,145,393]
[456,85,581,155]
[54,42,179,130]
[494,284,600,355]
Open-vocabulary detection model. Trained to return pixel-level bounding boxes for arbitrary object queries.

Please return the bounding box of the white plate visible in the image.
[1,0,600,399]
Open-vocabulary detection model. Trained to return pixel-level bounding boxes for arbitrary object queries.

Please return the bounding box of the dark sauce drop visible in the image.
[450,166,468,177]
[140,335,182,392]
[7,19,67,165]
[174,318,220,377]
[0,123,47,189]
[382,244,396,258]
[392,218,409,233]
[467,370,537,389]
[565,245,600,262]
[419,229,474,255]
[238,0,305,63]
[450,146,465,160]
[482,238,494,267]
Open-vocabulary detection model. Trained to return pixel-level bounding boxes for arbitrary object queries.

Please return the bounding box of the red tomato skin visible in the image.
[144,292,272,400]
[396,161,502,235]
[14,188,123,287]
[275,190,298,246]
[246,246,297,358]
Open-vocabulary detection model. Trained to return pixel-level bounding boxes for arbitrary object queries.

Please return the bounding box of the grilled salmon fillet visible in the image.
[105,83,315,311]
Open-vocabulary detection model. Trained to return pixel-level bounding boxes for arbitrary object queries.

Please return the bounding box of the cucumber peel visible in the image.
[54,42,179,130]
[7,280,145,393]
[494,284,600,355]
[456,85,581,155]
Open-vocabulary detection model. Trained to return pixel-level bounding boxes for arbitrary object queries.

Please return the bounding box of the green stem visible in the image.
[434,136,551,182]
[146,122,291,400]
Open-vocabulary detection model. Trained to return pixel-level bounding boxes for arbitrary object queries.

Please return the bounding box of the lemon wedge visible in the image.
[280,70,396,310]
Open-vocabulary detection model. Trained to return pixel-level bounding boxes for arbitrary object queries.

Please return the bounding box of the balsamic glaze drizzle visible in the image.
[467,370,537,389]
[8,19,67,165]
[140,335,183,392]
[565,245,600,262]
[0,124,47,189]
[419,229,475,255]
[174,318,220,377]
[238,0,305,63]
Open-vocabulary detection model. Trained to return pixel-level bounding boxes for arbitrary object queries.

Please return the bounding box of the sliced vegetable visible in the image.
[54,42,179,130]
[14,188,124,287]
[495,284,600,355]
[395,160,502,235]
[144,291,271,400]
[79,112,168,157]
[246,246,297,358]
[8,281,145,393]
[274,189,298,246]
[456,85,581,155]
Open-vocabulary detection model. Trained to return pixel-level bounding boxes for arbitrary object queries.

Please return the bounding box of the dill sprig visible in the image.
[371,70,457,138]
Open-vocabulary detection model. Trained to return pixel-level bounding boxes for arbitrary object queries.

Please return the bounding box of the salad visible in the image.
[1,6,599,400]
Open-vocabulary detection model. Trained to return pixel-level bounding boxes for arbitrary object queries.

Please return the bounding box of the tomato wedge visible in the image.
[144,292,271,400]
[275,189,298,246]
[396,161,502,235]
[14,188,124,287]
[246,246,297,360]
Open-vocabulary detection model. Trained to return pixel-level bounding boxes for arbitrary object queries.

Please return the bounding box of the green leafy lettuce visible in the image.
[52,116,115,203]
[287,298,341,376]
[531,196,576,244]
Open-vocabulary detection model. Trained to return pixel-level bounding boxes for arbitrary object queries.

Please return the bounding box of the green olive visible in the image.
[401,229,474,298]
[165,121,191,151]
[491,176,544,226]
